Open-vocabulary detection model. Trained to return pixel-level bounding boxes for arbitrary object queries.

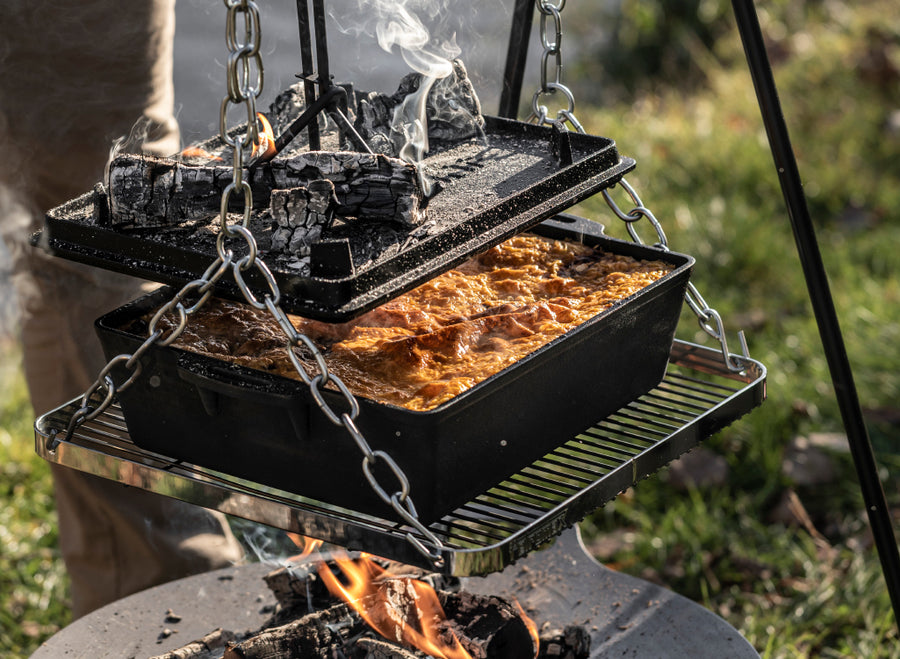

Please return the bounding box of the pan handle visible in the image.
[175,354,308,439]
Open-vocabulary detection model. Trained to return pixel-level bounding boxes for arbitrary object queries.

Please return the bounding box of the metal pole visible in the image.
[295,0,321,150]
[499,0,534,119]
[731,0,900,623]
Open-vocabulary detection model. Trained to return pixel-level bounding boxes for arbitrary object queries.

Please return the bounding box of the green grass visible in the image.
[0,340,71,656]
[1,2,898,657]
[572,2,900,657]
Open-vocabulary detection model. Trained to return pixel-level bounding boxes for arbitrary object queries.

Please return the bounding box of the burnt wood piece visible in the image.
[353,637,420,658]
[269,179,337,257]
[262,559,460,622]
[262,563,335,625]
[105,151,424,230]
[354,58,485,158]
[537,625,591,659]
[148,627,237,659]
[222,601,363,659]
[232,562,536,659]
[437,590,537,659]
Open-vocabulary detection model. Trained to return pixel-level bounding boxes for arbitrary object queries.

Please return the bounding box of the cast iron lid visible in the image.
[39,116,634,321]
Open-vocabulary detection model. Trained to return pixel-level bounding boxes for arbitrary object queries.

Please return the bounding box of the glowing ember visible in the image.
[251,112,277,161]
[179,145,222,161]
[286,532,324,562]
[514,599,540,658]
[318,553,473,659]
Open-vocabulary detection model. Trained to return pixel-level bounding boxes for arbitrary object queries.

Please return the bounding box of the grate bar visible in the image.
[35,340,765,576]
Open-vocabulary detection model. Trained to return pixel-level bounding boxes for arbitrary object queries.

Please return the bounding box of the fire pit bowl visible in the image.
[29,528,759,658]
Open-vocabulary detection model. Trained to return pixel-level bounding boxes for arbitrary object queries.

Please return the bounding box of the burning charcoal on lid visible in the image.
[45,58,636,320]
[269,180,337,258]
[354,58,485,158]
[106,151,425,230]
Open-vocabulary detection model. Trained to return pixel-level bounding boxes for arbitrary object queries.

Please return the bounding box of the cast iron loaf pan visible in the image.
[95,217,694,523]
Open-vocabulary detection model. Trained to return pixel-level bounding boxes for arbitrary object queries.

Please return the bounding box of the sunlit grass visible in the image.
[576,2,899,656]
[0,340,71,657]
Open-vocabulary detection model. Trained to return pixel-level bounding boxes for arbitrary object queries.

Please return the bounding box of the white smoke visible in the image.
[328,0,460,180]
[367,0,456,79]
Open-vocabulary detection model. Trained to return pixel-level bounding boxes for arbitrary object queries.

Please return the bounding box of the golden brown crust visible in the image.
[153,234,671,411]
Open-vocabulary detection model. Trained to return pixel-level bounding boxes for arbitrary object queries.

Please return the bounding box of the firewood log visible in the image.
[148,627,236,659]
[222,602,365,659]
[105,150,424,230]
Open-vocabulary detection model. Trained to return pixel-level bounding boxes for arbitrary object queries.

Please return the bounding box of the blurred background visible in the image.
[2,1,898,656]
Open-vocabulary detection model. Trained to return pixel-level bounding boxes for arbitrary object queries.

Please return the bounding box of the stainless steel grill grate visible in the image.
[35,339,765,576]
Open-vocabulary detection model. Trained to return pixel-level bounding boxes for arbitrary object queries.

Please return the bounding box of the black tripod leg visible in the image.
[731,0,900,625]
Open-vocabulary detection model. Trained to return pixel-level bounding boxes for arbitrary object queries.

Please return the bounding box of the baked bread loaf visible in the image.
[152,233,671,411]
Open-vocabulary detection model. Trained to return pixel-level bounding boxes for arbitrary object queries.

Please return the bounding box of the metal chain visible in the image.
[214,0,445,567]
[54,252,235,449]
[527,0,583,132]
[522,2,744,370]
[219,0,262,229]
[55,0,446,569]
[602,179,749,372]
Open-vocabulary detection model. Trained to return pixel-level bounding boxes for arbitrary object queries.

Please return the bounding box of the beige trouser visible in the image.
[0,1,243,619]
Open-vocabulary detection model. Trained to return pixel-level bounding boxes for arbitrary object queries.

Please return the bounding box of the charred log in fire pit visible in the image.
[156,554,540,659]
[32,529,760,659]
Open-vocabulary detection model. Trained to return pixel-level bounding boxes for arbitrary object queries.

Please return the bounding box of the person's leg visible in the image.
[0,0,244,619]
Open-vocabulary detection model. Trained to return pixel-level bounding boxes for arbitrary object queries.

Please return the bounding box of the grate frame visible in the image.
[34,339,765,576]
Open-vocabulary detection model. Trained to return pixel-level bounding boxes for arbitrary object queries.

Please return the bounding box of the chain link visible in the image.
[602,178,748,372]
[528,0,583,133]
[59,0,446,569]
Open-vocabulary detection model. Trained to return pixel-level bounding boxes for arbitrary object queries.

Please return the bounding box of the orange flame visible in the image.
[318,553,473,659]
[286,532,324,563]
[251,112,277,162]
[179,146,222,162]
[514,599,541,658]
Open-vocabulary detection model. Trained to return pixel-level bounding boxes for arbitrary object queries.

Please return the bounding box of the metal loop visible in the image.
[362,450,411,506]
[287,334,329,387]
[539,5,562,52]
[388,495,446,567]
[602,178,643,220]
[219,96,258,149]
[540,47,563,89]
[683,281,710,319]
[97,353,144,394]
[198,252,234,294]
[233,256,279,310]
[79,374,117,423]
[531,83,576,125]
[217,220,258,265]
[536,0,566,14]
[148,299,188,347]
[626,206,669,248]
[309,373,359,426]
[220,179,254,228]
[265,298,297,340]
[340,414,374,462]
[225,2,261,54]
[556,109,585,134]
[62,407,90,445]
[227,47,264,102]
